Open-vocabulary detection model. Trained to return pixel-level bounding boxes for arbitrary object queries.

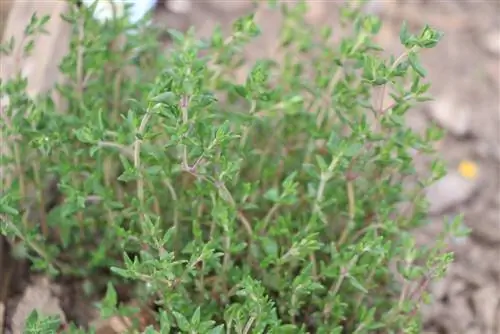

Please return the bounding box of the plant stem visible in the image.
[180,95,190,168]
[32,162,48,237]
[338,180,356,245]
[313,153,342,220]
[134,105,153,215]
[242,316,255,334]
[76,18,85,100]
[97,141,134,159]
[323,255,360,320]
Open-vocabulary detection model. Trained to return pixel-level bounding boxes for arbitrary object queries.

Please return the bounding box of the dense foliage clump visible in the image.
[0,1,459,333]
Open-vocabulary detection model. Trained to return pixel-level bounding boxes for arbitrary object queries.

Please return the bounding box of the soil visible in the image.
[1,1,499,333]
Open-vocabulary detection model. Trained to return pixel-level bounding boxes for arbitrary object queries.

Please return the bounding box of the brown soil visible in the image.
[1,1,499,333]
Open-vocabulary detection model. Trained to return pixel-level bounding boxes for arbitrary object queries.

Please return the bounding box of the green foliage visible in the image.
[0,1,457,333]
[24,311,62,334]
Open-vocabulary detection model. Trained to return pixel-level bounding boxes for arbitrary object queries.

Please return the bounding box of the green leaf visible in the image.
[419,25,444,48]
[0,202,19,216]
[191,307,201,327]
[146,165,163,176]
[100,282,118,318]
[172,311,190,332]
[24,311,61,334]
[408,51,427,77]
[263,188,280,203]
[233,84,248,98]
[348,274,368,293]
[167,29,185,43]
[150,91,177,105]
[399,21,411,46]
[315,155,328,172]
[158,310,172,333]
[261,236,279,258]
[344,143,363,157]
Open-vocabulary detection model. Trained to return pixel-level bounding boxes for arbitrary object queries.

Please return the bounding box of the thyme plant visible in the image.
[0,1,459,333]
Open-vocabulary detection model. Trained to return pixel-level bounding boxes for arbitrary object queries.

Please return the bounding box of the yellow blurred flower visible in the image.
[458,160,478,180]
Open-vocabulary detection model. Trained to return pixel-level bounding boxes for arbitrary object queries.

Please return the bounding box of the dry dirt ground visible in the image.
[1,1,500,333]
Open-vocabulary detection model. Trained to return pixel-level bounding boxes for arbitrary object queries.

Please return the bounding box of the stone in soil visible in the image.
[10,276,66,333]
[427,94,471,138]
[166,0,192,14]
[483,28,500,56]
[425,170,480,215]
[471,285,499,330]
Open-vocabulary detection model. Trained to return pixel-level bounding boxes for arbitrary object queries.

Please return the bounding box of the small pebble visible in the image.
[472,285,499,329]
[11,277,66,333]
[476,140,500,162]
[206,0,254,14]
[471,209,500,243]
[483,29,500,56]
[427,94,471,137]
[166,0,192,14]
[426,161,480,215]
[81,0,157,24]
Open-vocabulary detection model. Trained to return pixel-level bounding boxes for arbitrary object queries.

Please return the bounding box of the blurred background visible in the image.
[1,1,499,333]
